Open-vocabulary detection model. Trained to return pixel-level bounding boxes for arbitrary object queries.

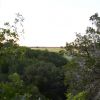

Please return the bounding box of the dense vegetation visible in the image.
[0,46,68,100]
[0,13,100,100]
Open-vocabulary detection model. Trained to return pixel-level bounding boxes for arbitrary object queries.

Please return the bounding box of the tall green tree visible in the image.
[65,13,100,100]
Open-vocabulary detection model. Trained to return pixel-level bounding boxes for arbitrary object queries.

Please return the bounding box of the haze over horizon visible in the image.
[0,0,100,47]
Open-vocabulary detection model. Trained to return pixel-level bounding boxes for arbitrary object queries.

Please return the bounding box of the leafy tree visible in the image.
[24,49,67,67]
[25,61,66,100]
[65,13,100,99]
[0,13,24,48]
[0,73,46,100]
[0,73,30,100]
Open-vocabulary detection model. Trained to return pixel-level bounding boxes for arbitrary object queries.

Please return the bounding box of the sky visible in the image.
[0,0,100,47]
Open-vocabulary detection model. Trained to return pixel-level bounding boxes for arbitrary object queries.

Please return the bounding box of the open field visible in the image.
[31,47,65,52]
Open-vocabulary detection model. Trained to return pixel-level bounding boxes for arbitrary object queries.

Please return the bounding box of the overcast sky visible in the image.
[0,0,100,46]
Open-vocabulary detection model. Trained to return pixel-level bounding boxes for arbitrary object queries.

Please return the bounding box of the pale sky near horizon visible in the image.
[0,0,100,47]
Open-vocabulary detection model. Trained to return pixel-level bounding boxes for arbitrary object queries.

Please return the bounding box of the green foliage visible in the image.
[65,13,100,100]
[0,73,46,100]
[0,45,67,99]
[2,12,100,100]
[0,13,24,48]
[24,49,67,67]
[0,73,30,100]
[66,91,88,100]
[0,13,68,100]
[0,46,67,99]
[25,61,66,99]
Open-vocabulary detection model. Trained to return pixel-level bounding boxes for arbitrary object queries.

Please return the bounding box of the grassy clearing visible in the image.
[31,47,65,53]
